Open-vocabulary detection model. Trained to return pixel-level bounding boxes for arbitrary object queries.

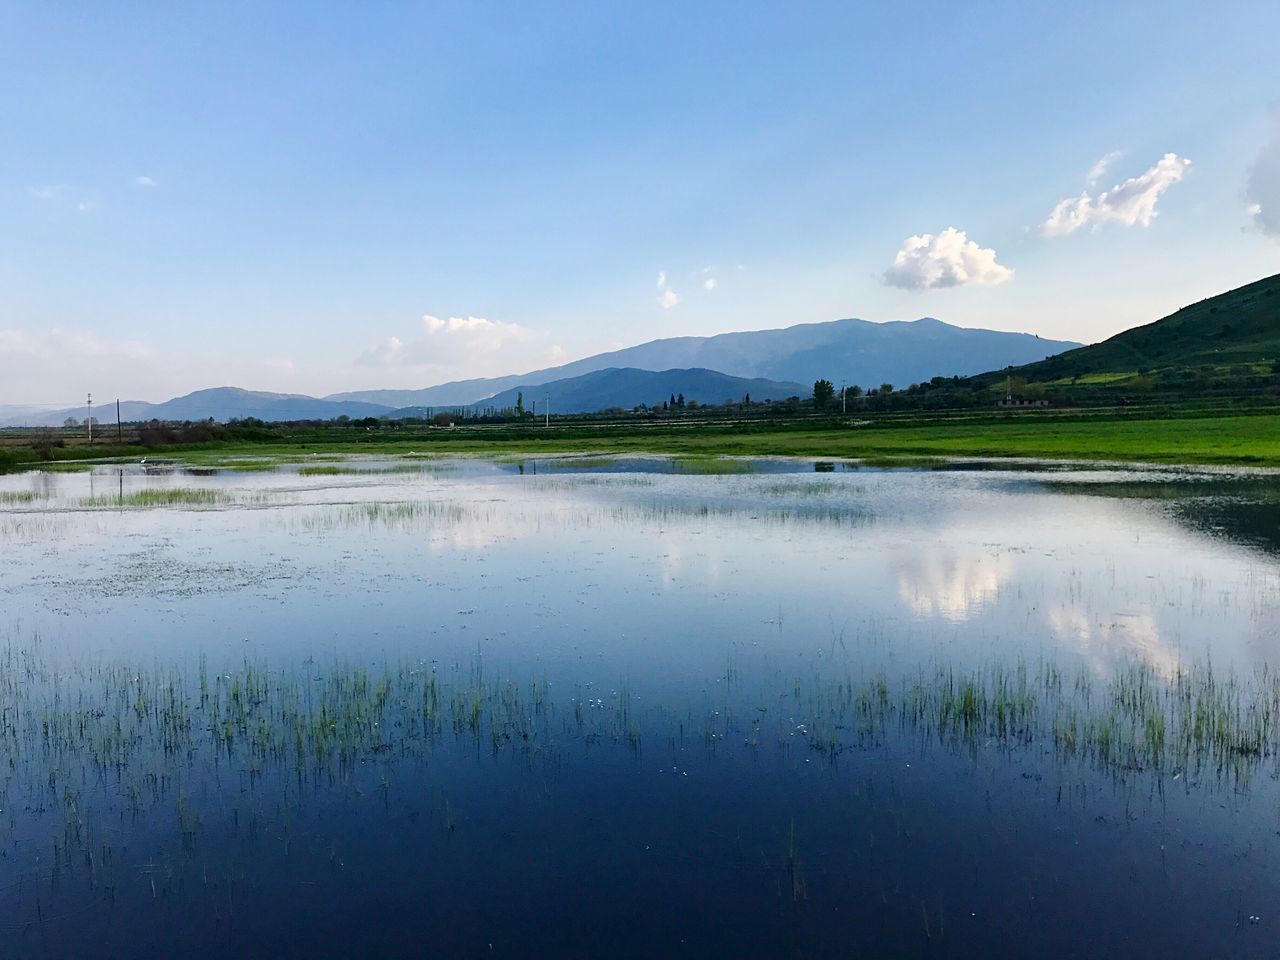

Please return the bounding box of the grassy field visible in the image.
[4,408,1275,469]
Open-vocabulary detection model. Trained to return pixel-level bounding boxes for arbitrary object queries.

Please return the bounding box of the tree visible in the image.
[812,379,835,408]
[743,393,751,406]
[879,383,893,395]
[63,417,78,428]
[676,392,685,407]
[848,385,863,398]
[516,391,524,415]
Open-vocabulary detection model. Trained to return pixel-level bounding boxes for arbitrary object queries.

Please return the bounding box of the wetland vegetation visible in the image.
[3,454,1280,956]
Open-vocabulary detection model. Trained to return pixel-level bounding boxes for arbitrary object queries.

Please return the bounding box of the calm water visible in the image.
[2,455,1280,957]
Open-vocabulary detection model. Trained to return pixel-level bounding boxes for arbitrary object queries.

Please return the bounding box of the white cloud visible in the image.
[420,314,533,354]
[356,313,559,379]
[656,271,666,288]
[1042,153,1191,237]
[882,227,1013,291]
[358,336,405,366]
[658,288,680,309]
[703,277,717,291]
[1246,113,1280,239]
[1086,150,1125,187]
[134,175,157,187]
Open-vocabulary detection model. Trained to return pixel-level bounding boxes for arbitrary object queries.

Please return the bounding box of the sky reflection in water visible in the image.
[1,457,1279,957]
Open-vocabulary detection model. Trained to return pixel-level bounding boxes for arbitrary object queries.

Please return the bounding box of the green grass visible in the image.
[1043,371,1138,386]
[298,465,345,476]
[10,402,1280,474]
[298,463,437,475]
[81,489,231,509]
[980,272,1280,386]
[540,455,621,468]
[161,411,1280,467]
[671,456,760,474]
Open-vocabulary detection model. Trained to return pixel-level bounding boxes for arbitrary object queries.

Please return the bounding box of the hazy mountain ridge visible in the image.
[456,368,807,415]
[329,316,1081,408]
[2,388,395,428]
[2,316,1084,426]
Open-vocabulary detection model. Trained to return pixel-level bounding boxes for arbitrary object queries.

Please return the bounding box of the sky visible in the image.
[2,1,1279,406]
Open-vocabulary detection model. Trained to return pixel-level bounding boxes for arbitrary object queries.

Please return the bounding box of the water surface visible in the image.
[2,455,1279,957]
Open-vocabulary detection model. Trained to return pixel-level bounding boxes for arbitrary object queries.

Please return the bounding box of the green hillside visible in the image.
[971,272,1280,396]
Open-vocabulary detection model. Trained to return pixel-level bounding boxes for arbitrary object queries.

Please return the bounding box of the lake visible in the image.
[2,454,1280,958]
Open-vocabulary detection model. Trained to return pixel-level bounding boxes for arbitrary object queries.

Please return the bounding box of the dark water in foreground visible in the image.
[2,455,1280,958]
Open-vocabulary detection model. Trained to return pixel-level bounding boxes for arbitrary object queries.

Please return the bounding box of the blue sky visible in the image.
[3,1,1279,404]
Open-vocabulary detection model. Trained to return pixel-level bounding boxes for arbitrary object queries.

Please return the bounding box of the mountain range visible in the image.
[327,316,1079,408]
[446,368,806,415]
[2,316,1081,426]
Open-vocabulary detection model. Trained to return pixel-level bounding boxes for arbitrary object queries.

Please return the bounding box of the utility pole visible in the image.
[544,395,550,428]
[87,393,92,444]
[841,384,847,414]
[116,399,122,442]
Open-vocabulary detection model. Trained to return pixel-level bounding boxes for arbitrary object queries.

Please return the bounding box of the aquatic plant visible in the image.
[0,491,40,505]
[80,489,231,509]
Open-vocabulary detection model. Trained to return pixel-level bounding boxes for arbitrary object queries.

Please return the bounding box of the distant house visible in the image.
[996,398,1049,408]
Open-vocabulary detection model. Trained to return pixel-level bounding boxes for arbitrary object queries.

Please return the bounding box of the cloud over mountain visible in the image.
[882,228,1013,291]
[356,314,559,379]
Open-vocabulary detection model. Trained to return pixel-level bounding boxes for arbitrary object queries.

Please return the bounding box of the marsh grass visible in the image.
[0,490,40,505]
[761,480,841,497]
[529,476,655,491]
[540,456,622,469]
[855,456,948,469]
[672,457,759,475]
[6,630,1280,922]
[283,500,472,534]
[79,488,231,508]
[785,658,1280,786]
[0,514,70,542]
